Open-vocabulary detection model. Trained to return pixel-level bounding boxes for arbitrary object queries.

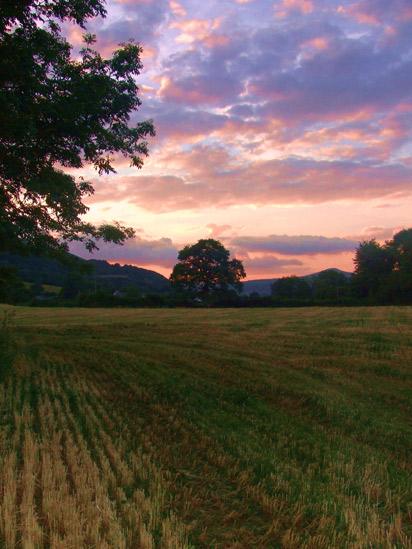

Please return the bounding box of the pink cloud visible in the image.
[230,234,357,256]
[348,5,380,25]
[349,226,402,242]
[170,17,223,44]
[71,235,178,268]
[89,145,412,212]
[158,76,226,105]
[276,0,314,18]
[242,255,303,276]
[169,0,186,17]
[207,224,233,238]
[60,0,412,274]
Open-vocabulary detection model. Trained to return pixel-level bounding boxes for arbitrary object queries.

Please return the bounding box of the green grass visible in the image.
[23,282,61,293]
[42,283,61,294]
[1,306,412,547]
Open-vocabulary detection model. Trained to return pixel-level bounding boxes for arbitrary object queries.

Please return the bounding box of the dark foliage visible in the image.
[313,269,350,301]
[0,0,154,256]
[170,239,246,299]
[0,252,170,302]
[272,276,312,300]
[0,265,31,303]
[353,229,412,303]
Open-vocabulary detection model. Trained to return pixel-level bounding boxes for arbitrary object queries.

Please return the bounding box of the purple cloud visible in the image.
[229,234,358,255]
[90,150,412,212]
[70,235,178,268]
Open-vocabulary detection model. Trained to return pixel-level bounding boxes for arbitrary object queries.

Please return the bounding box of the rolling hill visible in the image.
[243,268,352,296]
[0,252,170,294]
[1,251,353,297]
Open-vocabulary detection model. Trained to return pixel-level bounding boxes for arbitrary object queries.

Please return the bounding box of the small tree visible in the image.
[170,239,246,299]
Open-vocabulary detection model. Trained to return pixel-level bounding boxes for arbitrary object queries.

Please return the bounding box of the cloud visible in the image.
[152,6,412,131]
[242,255,303,275]
[158,43,244,106]
[350,226,402,241]
[64,0,412,260]
[252,41,412,123]
[70,235,178,268]
[341,0,412,26]
[170,17,225,45]
[139,101,229,142]
[207,224,233,238]
[229,234,358,255]
[169,0,186,17]
[90,146,412,212]
[275,0,315,18]
[85,0,170,56]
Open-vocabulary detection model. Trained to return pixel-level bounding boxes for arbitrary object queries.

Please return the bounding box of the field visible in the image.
[1,306,412,548]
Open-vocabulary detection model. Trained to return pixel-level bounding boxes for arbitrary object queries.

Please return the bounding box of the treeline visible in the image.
[265,228,412,306]
[2,229,412,308]
[269,269,351,305]
[0,268,170,308]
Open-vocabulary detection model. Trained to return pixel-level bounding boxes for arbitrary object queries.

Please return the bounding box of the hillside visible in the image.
[243,268,352,296]
[2,306,412,546]
[0,252,170,294]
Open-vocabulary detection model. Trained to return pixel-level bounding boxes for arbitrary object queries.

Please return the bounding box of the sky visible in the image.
[69,0,412,279]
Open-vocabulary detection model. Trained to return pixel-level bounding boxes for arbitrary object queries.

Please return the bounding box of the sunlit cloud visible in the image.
[170,18,224,44]
[207,224,233,238]
[169,0,186,17]
[276,0,314,18]
[71,236,179,269]
[229,234,358,255]
[65,0,412,278]
[90,146,412,212]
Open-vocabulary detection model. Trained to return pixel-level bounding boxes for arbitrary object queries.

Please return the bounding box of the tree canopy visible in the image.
[0,0,155,257]
[353,229,412,302]
[271,276,311,300]
[170,239,246,298]
[313,269,349,300]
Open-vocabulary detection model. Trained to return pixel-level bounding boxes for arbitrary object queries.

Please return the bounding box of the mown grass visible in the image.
[1,306,412,547]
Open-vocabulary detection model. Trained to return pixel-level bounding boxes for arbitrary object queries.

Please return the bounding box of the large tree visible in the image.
[0,0,155,256]
[352,239,394,299]
[170,239,246,298]
[352,230,412,302]
[386,229,412,301]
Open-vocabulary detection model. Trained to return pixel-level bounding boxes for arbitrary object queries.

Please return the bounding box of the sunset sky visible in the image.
[69,0,412,279]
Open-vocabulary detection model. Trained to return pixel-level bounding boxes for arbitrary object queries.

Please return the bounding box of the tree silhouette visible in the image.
[313,269,349,300]
[271,276,311,300]
[353,239,394,299]
[170,239,246,298]
[0,1,155,257]
[352,229,412,302]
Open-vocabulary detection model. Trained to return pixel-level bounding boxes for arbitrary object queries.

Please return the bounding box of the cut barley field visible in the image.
[1,306,412,548]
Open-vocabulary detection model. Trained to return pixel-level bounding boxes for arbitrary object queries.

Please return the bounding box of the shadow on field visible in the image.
[0,310,15,382]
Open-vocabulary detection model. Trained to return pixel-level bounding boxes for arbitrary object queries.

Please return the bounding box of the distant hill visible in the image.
[243,268,352,296]
[242,278,278,296]
[0,252,170,294]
